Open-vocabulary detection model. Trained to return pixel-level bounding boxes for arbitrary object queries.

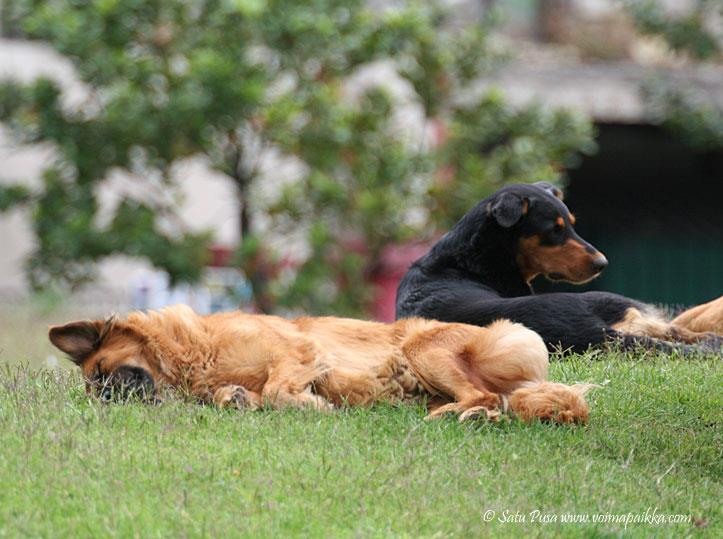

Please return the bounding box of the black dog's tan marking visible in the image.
[396,182,722,354]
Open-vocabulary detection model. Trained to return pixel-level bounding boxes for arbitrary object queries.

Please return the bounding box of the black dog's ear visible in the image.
[48,320,103,364]
[534,181,564,201]
[488,193,527,228]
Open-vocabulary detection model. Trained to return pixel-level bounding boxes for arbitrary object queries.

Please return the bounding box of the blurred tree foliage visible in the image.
[0,0,594,315]
[622,0,723,151]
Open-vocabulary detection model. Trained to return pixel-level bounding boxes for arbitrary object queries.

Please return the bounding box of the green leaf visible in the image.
[0,184,33,211]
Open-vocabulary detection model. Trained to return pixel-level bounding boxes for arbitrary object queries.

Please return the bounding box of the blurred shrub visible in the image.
[643,80,723,152]
[623,0,723,152]
[622,0,721,60]
[0,0,594,315]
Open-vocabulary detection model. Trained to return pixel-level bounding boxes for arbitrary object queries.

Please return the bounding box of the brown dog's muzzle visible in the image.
[91,366,156,402]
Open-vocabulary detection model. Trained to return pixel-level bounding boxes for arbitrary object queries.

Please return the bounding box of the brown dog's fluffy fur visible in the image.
[49,305,595,424]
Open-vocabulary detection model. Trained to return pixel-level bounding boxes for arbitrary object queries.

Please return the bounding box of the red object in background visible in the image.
[370,243,431,322]
[367,119,446,321]
[208,245,234,268]
[209,241,431,322]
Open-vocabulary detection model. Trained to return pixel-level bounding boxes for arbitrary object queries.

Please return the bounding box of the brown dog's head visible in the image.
[487,182,608,284]
[49,318,157,401]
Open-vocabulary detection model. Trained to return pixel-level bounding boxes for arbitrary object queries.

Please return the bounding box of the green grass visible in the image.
[0,306,721,537]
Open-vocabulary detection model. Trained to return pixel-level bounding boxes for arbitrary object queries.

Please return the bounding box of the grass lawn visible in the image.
[0,306,720,537]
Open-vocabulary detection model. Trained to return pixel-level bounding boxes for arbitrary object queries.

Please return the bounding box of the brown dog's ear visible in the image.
[48,320,104,364]
[489,193,527,228]
[534,181,564,201]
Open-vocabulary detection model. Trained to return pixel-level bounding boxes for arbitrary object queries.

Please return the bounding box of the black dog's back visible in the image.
[397,267,639,352]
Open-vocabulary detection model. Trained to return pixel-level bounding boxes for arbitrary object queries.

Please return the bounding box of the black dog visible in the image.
[396,182,720,354]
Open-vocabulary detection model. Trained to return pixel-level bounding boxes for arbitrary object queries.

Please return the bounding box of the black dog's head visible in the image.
[486,182,607,284]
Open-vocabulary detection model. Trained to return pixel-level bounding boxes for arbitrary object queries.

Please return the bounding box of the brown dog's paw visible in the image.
[423,402,463,420]
[424,399,502,422]
[307,393,334,412]
[458,406,501,423]
[213,385,258,410]
[467,393,501,411]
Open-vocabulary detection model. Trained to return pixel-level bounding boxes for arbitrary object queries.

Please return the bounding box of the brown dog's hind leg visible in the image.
[403,319,552,421]
[402,343,501,421]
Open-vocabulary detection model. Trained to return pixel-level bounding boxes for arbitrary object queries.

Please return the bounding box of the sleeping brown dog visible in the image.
[48,305,596,424]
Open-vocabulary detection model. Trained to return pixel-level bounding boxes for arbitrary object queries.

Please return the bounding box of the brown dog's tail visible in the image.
[507,382,598,424]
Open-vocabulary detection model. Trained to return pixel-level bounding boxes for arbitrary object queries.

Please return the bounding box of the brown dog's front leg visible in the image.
[260,350,334,411]
[261,385,334,411]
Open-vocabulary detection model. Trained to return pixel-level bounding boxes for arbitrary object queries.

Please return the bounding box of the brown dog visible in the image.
[48,305,595,423]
